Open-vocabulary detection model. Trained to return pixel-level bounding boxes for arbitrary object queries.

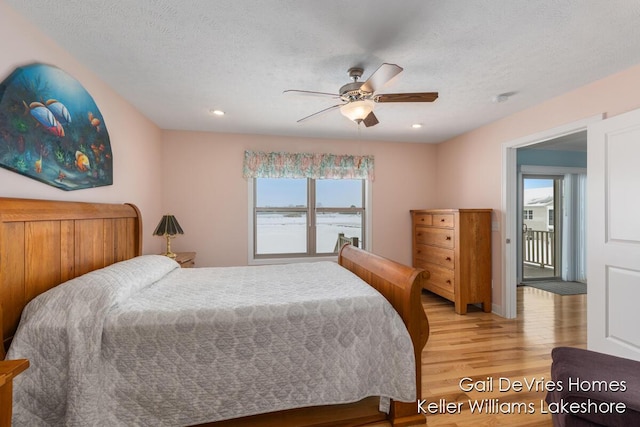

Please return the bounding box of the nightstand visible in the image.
[174,252,196,268]
[0,359,29,426]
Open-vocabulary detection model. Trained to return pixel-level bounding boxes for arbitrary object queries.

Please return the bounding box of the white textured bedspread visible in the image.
[8,255,416,426]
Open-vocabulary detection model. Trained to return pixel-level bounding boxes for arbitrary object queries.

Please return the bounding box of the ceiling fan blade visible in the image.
[360,63,403,94]
[283,89,341,99]
[363,111,379,127]
[375,92,439,103]
[297,104,343,123]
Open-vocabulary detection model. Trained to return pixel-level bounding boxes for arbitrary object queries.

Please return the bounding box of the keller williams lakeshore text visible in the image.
[417,376,628,416]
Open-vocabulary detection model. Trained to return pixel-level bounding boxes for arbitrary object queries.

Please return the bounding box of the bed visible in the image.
[0,197,429,427]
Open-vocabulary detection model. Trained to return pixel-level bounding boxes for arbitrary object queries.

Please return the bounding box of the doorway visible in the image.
[515,162,586,298]
[521,175,562,282]
[501,115,600,319]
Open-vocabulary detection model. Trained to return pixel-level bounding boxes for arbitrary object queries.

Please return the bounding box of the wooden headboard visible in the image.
[0,197,142,355]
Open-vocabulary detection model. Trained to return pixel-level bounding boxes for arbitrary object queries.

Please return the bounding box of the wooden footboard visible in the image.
[339,244,429,426]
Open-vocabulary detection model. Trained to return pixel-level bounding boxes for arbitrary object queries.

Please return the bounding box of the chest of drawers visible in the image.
[411,209,492,314]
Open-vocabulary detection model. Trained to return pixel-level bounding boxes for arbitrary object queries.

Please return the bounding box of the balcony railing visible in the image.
[334,233,359,252]
[523,230,554,268]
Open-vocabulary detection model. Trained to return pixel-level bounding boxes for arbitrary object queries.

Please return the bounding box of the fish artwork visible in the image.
[23,101,65,137]
[75,151,90,171]
[45,99,72,124]
[0,63,113,190]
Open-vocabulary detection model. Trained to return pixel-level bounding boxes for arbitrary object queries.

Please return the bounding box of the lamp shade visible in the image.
[153,215,184,236]
[340,99,375,123]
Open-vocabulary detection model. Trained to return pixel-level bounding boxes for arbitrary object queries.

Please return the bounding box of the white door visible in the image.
[588,108,640,361]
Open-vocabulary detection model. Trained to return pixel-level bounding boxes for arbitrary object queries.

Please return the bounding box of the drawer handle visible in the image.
[420,218,425,222]
[445,257,451,261]
[445,236,451,240]
[417,232,422,237]
[446,280,452,284]
[440,218,445,222]
[417,250,421,254]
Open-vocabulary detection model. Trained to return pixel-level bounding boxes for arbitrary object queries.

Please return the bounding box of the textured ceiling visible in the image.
[526,131,588,152]
[6,0,640,143]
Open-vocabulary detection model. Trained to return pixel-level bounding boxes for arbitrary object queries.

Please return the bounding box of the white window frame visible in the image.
[247,178,372,265]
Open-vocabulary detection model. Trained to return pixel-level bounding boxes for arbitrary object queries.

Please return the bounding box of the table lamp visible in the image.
[153,214,184,258]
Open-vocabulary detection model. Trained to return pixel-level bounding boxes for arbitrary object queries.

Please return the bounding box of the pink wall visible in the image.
[161,131,437,267]
[435,62,640,312]
[0,2,164,253]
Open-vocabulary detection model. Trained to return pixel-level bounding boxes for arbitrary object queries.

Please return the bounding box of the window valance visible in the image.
[243,150,374,180]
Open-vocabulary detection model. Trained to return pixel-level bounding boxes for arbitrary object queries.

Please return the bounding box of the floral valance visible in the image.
[243,150,375,181]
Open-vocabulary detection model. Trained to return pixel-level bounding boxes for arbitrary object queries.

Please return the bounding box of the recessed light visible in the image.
[209,109,225,116]
[411,123,423,129]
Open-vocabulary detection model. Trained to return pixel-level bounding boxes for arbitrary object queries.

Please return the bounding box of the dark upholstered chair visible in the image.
[546,347,640,426]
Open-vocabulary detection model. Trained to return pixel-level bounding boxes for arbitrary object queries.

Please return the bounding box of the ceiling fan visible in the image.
[283,63,438,127]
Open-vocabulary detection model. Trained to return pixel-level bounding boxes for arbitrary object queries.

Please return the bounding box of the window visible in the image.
[548,208,554,227]
[523,209,533,220]
[253,178,365,259]
[243,150,374,263]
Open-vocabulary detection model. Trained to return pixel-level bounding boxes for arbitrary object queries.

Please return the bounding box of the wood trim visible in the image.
[0,197,140,222]
[200,397,387,427]
[0,306,4,361]
[0,359,29,427]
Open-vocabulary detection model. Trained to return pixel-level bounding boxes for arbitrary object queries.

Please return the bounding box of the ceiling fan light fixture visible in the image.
[286,63,438,126]
[340,99,375,123]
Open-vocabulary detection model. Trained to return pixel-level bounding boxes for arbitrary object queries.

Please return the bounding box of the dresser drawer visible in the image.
[420,262,455,294]
[415,226,455,249]
[412,212,433,226]
[414,244,455,269]
[432,213,454,228]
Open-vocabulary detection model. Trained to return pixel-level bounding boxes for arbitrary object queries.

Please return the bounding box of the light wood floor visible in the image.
[418,286,586,427]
